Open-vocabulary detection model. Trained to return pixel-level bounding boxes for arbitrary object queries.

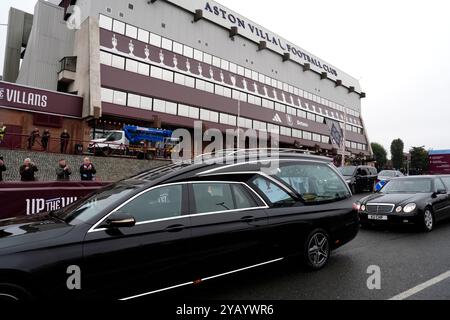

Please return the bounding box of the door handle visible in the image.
[241,216,256,223]
[165,224,185,233]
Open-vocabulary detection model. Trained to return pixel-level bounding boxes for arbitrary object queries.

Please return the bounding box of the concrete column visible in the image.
[2,8,33,82]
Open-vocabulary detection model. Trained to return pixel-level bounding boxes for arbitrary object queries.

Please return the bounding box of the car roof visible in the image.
[395,175,436,179]
[128,149,333,185]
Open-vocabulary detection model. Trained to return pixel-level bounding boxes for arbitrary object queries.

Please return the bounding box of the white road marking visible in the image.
[389,270,450,300]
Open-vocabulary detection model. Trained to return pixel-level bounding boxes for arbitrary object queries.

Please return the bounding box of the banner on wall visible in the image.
[0,182,111,219]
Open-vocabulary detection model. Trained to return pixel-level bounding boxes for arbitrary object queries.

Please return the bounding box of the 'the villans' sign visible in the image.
[0,87,48,108]
[0,81,83,118]
[203,1,338,77]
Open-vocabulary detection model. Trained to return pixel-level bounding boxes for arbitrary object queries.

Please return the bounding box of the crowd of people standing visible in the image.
[26,128,71,153]
[0,156,97,182]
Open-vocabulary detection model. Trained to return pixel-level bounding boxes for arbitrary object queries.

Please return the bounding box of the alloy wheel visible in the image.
[307,232,330,268]
[424,210,434,231]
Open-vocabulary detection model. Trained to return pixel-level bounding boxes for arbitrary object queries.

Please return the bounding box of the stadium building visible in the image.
[1,0,371,160]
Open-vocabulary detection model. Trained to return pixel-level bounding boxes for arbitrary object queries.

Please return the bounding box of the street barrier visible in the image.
[0,181,111,219]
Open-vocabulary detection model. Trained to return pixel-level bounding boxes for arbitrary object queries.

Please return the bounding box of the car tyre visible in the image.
[421,208,434,232]
[303,229,330,270]
[0,283,33,302]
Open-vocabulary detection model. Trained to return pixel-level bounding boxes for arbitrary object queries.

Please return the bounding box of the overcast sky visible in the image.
[1,0,450,153]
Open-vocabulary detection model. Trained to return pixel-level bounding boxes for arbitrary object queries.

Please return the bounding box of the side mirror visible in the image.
[103,213,136,229]
[438,189,448,195]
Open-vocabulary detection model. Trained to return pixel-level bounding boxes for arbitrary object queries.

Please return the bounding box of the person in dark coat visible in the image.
[60,129,70,154]
[56,159,72,181]
[0,156,6,182]
[27,128,40,150]
[41,129,51,151]
[19,158,38,182]
[80,157,96,181]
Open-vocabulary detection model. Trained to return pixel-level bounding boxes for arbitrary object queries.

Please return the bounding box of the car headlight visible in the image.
[395,206,403,213]
[361,204,366,212]
[403,203,417,213]
[354,202,361,211]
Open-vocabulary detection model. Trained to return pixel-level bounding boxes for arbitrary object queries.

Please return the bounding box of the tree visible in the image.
[371,143,388,169]
[409,146,429,175]
[391,139,404,170]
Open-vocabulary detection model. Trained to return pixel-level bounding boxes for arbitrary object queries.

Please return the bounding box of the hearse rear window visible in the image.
[275,163,350,203]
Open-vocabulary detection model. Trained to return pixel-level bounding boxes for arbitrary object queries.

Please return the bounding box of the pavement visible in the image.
[152,193,450,300]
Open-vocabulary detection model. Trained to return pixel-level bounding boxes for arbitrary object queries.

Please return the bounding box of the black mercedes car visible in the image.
[0,151,359,301]
[358,176,450,231]
[338,165,378,194]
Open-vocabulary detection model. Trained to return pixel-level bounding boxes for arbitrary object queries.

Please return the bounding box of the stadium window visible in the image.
[275,103,286,113]
[183,45,194,58]
[245,68,252,79]
[262,99,274,110]
[162,69,174,82]
[127,94,140,108]
[161,38,173,51]
[307,113,316,122]
[193,49,203,61]
[166,102,177,115]
[137,62,150,76]
[267,124,280,135]
[113,91,127,106]
[150,66,163,79]
[221,59,230,71]
[140,96,153,110]
[322,136,330,144]
[100,51,112,66]
[101,88,113,103]
[303,131,312,141]
[173,42,183,55]
[298,110,307,119]
[258,74,265,83]
[99,15,113,30]
[204,81,214,93]
[203,53,212,65]
[229,63,237,74]
[287,106,296,116]
[196,79,206,91]
[125,59,138,73]
[149,33,162,47]
[153,99,166,113]
[111,55,125,69]
[125,24,138,39]
[178,104,190,118]
[112,20,125,34]
[212,56,221,68]
[189,106,199,119]
[137,29,149,43]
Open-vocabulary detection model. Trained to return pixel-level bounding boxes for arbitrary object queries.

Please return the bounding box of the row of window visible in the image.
[100,87,331,144]
[346,124,364,135]
[98,14,361,119]
[345,140,367,151]
[101,50,361,127]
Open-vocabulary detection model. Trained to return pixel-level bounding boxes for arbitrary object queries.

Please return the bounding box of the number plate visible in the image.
[368,215,388,221]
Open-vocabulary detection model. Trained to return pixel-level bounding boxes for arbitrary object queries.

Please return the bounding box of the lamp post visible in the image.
[341,105,348,167]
